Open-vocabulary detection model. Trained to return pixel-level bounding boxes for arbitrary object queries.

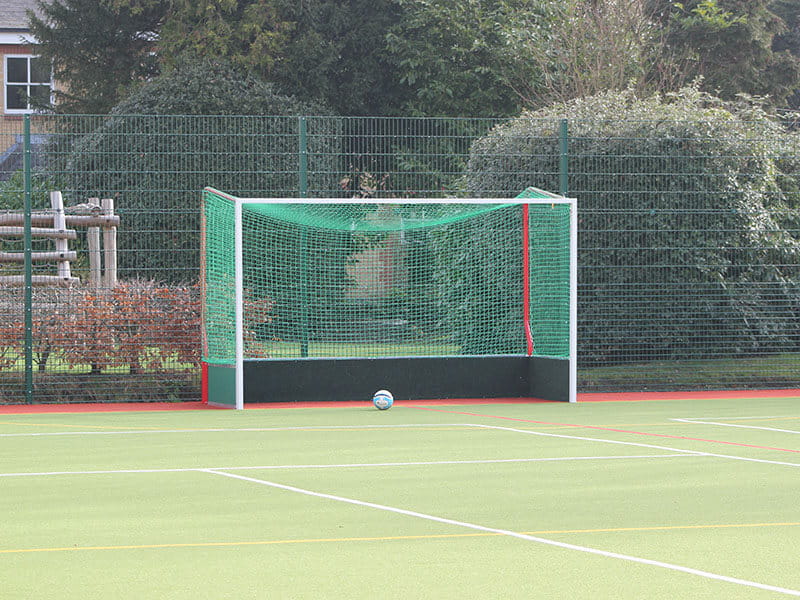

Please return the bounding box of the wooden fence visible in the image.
[0,192,119,288]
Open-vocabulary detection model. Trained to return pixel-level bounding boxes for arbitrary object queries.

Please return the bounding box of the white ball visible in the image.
[373,389,394,410]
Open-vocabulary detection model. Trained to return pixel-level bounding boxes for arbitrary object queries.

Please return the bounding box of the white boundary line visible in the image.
[470,423,800,468]
[204,468,800,597]
[672,418,800,435]
[0,454,693,478]
[3,421,799,468]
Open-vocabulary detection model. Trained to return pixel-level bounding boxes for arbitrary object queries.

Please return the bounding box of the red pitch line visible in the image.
[579,389,800,402]
[409,406,800,454]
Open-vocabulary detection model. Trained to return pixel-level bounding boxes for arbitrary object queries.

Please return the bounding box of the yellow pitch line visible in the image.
[540,522,800,534]
[3,522,798,555]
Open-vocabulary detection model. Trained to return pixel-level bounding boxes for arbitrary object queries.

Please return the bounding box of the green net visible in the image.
[201,193,236,363]
[201,188,572,364]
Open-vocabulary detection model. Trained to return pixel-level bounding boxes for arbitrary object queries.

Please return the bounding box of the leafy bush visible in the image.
[0,280,201,376]
[63,58,339,282]
[0,170,58,211]
[464,87,800,364]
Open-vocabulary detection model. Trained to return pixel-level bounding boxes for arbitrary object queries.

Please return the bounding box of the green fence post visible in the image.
[298,116,309,199]
[559,119,569,197]
[23,115,33,404]
[298,117,310,358]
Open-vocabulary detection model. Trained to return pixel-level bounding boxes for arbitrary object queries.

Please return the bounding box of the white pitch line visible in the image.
[0,454,693,478]
[204,469,800,597]
[672,418,800,435]
[468,424,800,468]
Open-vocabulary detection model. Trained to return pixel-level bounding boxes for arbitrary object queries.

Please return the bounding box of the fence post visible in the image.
[23,115,33,404]
[298,116,309,199]
[87,197,101,289]
[298,116,310,357]
[50,191,71,281]
[101,198,117,288]
[559,119,569,197]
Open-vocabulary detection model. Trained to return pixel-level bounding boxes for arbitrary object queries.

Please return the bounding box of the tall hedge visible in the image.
[465,88,800,365]
[64,59,339,282]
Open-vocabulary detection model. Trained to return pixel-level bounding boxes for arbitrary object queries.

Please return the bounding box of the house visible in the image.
[1,0,48,115]
[1,0,50,179]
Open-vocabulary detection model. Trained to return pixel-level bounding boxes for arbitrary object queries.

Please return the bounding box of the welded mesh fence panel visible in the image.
[332,117,501,197]
[465,116,800,390]
[0,113,798,403]
[572,120,800,390]
[0,116,28,403]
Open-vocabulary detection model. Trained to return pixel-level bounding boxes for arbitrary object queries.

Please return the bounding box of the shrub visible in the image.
[464,87,800,364]
[0,280,202,376]
[62,281,201,375]
[63,58,340,282]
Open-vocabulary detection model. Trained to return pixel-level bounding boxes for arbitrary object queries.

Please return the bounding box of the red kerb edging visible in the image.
[0,401,212,414]
[0,389,797,414]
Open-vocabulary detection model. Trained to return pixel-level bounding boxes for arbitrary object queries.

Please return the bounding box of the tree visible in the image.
[271,0,408,116]
[504,0,680,108]
[33,0,405,116]
[154,0,294,78]
[383,0,697,115]
[136,0,407,116]
[770,0,800,109]
[647,0,800,108]
[385,0,542,117]
[28,0,164,114]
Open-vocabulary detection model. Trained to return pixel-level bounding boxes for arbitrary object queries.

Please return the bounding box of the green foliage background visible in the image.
[466,88,800,364]
[62,59,339,282]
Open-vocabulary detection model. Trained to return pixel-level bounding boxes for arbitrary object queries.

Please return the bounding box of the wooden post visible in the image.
[101,198,117,288]
[49,191,72,282]
[87,197,101,289]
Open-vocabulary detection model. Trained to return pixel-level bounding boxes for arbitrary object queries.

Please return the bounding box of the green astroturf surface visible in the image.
[1,397,799,599]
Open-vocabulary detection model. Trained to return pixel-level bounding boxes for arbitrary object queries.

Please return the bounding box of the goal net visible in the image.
[201,187,576,408]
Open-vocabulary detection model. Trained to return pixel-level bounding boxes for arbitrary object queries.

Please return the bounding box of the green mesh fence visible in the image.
[201,189,573,364]
[1,113,798,403]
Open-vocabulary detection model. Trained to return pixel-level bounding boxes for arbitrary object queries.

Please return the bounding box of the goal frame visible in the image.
[201,187,578,409]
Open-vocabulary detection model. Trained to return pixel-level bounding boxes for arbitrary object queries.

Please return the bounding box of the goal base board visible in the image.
[204,356,571,406]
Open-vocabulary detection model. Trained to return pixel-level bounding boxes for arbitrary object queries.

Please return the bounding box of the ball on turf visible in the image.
[373,389,394,410]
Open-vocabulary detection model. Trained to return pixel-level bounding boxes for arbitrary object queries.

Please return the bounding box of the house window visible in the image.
[4,55,52,114]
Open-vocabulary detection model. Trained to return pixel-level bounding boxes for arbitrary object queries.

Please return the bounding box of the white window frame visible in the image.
[4,54,53,114]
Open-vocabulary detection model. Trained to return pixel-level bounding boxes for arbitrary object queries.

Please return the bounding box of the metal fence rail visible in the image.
[0,114,797,403]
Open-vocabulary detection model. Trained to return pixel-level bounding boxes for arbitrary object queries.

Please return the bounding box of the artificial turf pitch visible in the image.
[1,393,799,599]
